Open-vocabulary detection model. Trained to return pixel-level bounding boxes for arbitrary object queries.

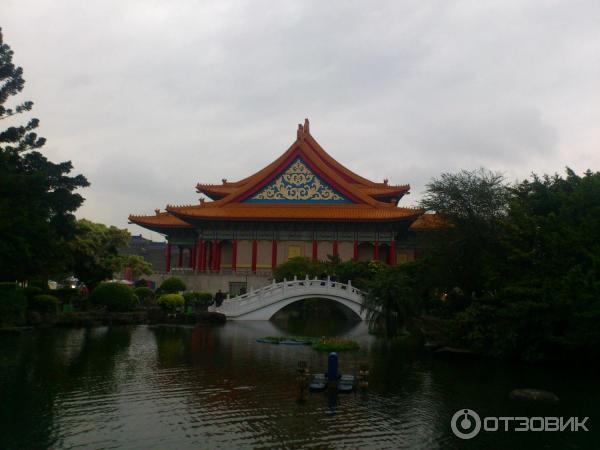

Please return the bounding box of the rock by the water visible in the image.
[509,388,560,403]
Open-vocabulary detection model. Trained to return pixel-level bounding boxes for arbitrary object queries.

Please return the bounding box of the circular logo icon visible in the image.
[451,409,481,440]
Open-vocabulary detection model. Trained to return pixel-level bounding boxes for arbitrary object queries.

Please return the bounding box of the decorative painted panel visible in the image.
[357,231,376,241]
[316,231,335,240]
[377,232,394,242]
[337,231,355,242]
[279,230,313,241]
[244,157,352,204]
[216,230,234,240]
[200,230,216,240]
[256,230,274,240]
[288,245,302,259]
[237,230,254,240]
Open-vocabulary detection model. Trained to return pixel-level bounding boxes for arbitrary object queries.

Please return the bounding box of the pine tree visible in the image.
[0,28,89,281]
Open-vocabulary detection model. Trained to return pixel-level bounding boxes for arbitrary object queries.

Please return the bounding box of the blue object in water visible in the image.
[328,352,339,381]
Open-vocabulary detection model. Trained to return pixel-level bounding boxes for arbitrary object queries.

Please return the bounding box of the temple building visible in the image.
[129,120,439,293]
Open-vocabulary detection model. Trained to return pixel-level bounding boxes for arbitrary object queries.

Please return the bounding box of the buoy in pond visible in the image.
[328,352,339,381]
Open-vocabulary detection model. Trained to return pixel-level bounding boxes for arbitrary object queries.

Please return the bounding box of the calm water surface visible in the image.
[0,321,598,449]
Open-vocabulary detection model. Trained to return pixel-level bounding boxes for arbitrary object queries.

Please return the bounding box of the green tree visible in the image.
[272,256,326,282]
[90,282,139,312]
[68,219,130,289]
[0,28,89,281]
[452,169,600,362]
[420,168,509,299]
[361,262,428,337]
[158,276,186,293]
[120,254,152,279]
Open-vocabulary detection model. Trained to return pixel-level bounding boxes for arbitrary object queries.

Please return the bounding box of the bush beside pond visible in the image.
[159,277,186,293]
[157,294,185,311]
[90,283,139,312]
[183,291,213,310]
[30,294,60,314]
[134,287,155,305]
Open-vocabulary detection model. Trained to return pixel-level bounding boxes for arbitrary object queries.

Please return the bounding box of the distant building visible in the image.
[128,120,441,293]
[120,234,167,273]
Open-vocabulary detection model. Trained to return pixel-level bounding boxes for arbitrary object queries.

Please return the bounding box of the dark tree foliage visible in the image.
[420,168,510,299]
[158,276,186,294]
[362,261,429,337]
[0,28,89,281]
[450,169,600,362]
[272,257,326,282]
[68,220,130,290]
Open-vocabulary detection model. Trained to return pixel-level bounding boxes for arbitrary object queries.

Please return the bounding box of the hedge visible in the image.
[30,295,61,314]
[90,283,139,312]
[157,294,185,311]
[159,277,186,293]
[134,287,154,304]
[183,291,213,310]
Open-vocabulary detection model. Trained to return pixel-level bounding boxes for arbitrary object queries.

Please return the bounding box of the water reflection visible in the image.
[0,323,598,449]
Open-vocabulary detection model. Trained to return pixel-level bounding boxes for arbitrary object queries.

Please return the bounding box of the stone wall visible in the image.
[149,272,272,295]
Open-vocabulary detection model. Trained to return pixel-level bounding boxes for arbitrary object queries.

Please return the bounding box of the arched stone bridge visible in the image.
[209,276,366,320]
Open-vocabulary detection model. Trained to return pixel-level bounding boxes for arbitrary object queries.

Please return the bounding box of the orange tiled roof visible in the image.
[358,185,410,197]
[131,120,423,231]
[167,203,423,222]
[409,213,448,231]
[196,120,410,203]
[128,212,193,229]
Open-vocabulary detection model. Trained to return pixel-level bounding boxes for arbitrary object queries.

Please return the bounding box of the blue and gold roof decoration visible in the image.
[244,157,352,204]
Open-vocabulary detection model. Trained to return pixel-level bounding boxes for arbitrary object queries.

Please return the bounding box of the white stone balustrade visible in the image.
[209,276,366,320]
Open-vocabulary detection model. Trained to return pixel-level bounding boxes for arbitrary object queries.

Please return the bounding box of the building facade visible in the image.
[129,120,439,293]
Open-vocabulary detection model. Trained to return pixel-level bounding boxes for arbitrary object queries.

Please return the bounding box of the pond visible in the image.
[0,320,598,449]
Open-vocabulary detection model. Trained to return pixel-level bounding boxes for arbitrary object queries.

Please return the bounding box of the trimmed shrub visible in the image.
[30,295,61,314]
[0,282,27,326]
[159,277,186,293]
[90,283,139,312]
[157,294,185,311]
[23,286,44,300]
[134,287,155,305]
[28,279,48,290]
[183,291,213,310]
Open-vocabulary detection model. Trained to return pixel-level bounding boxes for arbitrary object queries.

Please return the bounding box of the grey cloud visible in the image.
[3,0,600,236]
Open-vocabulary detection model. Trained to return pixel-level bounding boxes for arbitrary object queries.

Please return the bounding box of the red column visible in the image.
[251,239,257,273]
[332,240,338,257]
[353,240,358,261]
[196,240,203,272]
[177,246,183,267]
[312,239,318,261]
[374,241,380,261]
[231,240,237,272]
[215,241,221,272]
[389,240,397,265]
[166,242,172,273]
[211,240,218,271]
[199,240,206,272]
[189,245,195,268]
[271,239,278,269]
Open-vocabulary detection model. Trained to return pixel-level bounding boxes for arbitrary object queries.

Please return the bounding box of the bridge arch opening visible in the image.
[269,297,363,323]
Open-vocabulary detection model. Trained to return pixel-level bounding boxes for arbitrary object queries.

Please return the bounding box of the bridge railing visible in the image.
[212,276,363,316]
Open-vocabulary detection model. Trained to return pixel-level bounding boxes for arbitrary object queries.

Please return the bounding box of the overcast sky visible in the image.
[3,0,600,240]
